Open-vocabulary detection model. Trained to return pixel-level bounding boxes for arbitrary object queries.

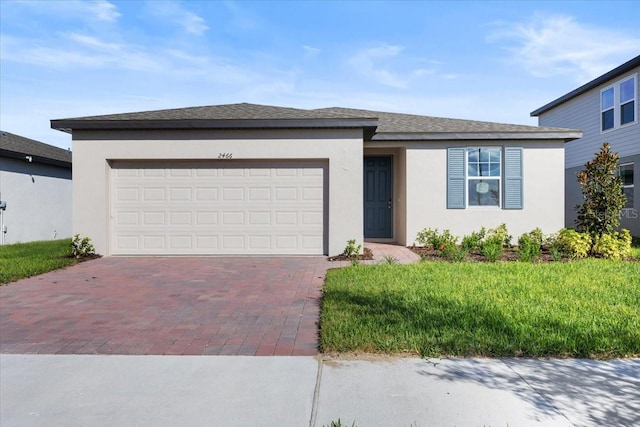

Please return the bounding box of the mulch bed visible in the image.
[328,247,374,262]
[409,246,565,262]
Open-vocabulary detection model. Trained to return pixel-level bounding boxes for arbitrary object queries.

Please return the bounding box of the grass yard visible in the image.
[320,260,640,359]
[0,239,76,284]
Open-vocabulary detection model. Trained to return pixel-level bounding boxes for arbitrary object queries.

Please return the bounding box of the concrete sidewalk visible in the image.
[2,355,638,427]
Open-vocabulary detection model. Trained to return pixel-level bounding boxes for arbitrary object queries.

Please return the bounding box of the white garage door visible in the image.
[110,160,326,255]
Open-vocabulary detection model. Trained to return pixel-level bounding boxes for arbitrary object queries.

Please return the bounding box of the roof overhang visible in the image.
[371,131,583,142]
[51,118,379,134]
[0,148,72,169]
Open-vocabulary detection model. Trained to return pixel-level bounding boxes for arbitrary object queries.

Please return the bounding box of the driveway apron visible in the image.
[0,257,333,356]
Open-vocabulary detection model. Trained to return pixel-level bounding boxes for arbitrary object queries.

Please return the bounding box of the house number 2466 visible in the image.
[218,153,233,159]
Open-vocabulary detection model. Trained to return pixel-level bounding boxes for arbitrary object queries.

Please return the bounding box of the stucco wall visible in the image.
[72,128,363,256]
[402,140,565,244]
[0,157,72,244]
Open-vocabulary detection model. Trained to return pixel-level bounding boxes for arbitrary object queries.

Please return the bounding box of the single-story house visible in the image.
[531,55,639,237]
[0,131,72,245]
[51,103,581,256]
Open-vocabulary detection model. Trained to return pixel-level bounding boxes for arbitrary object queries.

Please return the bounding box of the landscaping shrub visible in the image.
[557,228,591,259]
[592,229,632,260]
[343,239,362,258]
[484,223,512,248]
[543,233,563,261]
[481,240,502,262]
[415,228,458,253]
[71,234,96,259]
[518,232,542,262]
[461,228,486,252]
[575,143,626,244]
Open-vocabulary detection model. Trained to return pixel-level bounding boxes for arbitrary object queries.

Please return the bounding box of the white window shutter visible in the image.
[447,147,466,209]
[504,147,523,209]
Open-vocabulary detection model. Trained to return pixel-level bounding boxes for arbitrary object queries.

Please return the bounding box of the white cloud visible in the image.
[303,45,321,60]
[66,33,120,51]
[349,43,409,88]
[146,1,209,35]
[488,14,640,84]
[90,0,121,22]
[5,0,120,23]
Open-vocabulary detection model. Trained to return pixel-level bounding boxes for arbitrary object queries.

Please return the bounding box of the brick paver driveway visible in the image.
[0,257,335,356]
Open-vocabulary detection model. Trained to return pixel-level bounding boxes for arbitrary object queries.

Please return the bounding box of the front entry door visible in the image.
[364,156,393,238]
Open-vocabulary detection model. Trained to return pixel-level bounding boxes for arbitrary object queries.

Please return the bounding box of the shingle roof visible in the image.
[313,107,578,138]
[531,54,640,116]
[0,131,72,167]
[51,102,581,141]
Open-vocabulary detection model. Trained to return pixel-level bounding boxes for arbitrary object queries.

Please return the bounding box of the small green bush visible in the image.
[71,234,96,259]
[557,228,591,259]
[543,233,563,261]
[593,229,632,260]
[484,223,512,248]
[481,240,502,262]
[461,227,486,252]
[415,228,458,252]
[442,243,468,262]
[343,239,362,258]
[518,228,543,262]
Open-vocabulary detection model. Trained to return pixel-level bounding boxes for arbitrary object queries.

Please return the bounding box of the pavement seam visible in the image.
[501,359,575,426]
[309,355,324,427]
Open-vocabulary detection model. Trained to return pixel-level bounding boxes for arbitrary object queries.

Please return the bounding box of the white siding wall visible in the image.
[0,157,72,244]
[72,128,363,256]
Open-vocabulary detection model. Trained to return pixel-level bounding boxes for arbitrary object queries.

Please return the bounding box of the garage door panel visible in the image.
[110,160,326,255]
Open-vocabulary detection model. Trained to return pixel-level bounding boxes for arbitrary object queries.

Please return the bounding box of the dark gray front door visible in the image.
[364,156,393,238]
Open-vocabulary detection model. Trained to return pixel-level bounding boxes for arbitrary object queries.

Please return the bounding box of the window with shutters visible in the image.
[447,146,523,210]
[467,148,501,206]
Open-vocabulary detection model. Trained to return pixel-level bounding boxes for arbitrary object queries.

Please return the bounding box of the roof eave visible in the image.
[371,131,583,142]
[51,118,379,132]
[0,148,72,168]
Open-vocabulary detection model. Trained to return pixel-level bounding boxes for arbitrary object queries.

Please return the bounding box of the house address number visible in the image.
[218,153,233,159]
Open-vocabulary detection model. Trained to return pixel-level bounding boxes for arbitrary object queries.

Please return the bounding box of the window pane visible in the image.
[489,164,500,176]
[620,164,634,186]
[467,149,479,162]
[468,163,479,176]
[468,179,499,206]
[621,78,635,103]
[621,101,635,125]
[623,187,634,209]
[602,109,614,131]
[602,87,614,109]
[489,149,500,162]
[479,150,490,162]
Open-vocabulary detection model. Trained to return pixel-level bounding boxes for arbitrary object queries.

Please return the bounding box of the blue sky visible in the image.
[1,0,639,150]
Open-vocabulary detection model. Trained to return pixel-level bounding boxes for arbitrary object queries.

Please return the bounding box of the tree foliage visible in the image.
[575,143,626,239]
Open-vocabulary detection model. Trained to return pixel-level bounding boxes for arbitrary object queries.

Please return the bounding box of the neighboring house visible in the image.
[51,103,580,256]
[532,55,640,237]
[0,131,72,245]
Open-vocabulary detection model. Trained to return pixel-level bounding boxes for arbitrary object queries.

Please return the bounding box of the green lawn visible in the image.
[320,259,640,359]
[0,239,76,284]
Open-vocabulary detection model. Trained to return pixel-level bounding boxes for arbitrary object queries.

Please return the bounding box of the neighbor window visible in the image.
[467,148,501,206]
[620,77,636,126]
[601,75,637,131]
[619,163,634,209]
[601,87,615,131]
[447,146,523,210]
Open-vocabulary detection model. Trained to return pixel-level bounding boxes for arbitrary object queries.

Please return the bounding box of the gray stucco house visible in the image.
[532,55,639,237]
[51,104,580,256]
[0,131,73,244]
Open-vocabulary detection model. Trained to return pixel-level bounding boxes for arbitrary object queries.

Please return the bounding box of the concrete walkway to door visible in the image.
[0,243,419,357]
